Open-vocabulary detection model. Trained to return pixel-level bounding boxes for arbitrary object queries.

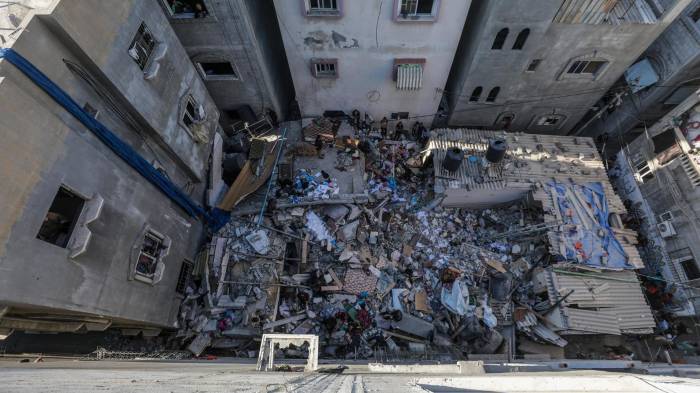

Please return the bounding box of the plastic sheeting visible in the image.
[0,48,227,229]
[549,181,631,269]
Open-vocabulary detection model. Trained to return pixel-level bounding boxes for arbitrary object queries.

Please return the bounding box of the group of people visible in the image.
[350,109,430,145]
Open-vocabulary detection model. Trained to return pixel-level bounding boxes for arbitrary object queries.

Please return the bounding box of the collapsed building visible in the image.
[176,120,656,361]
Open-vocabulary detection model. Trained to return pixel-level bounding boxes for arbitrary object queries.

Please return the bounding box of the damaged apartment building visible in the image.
[0,0,220,337]
[575,0,700,145]
[444,0,692,134]
[160,0,295,129]
[612,88,700,316]
[273,0,472,125]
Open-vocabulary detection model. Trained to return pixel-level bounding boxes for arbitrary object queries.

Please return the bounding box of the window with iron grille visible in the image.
[182,95,203,129]
[399,0,435,16]
[135,231,166,279]
[175,260,194,295]
[308,0,338,13]
[311,59,338,78]
[128,23,156,70]
[634,157,654,183]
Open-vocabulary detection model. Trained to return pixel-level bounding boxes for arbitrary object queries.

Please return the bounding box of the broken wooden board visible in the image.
[218,139,281,211]
[485,259,507,273]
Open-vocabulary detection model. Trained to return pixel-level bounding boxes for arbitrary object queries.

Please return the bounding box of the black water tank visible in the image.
[442,147,464,172]
[486,139,507,163]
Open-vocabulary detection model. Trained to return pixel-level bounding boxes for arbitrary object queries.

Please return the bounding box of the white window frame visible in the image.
[133,229,170,284]
[306,0,340,15]
[128,22,157,70]
[396,0,439,21]
[181,95,204,131]
[634,157,654,183]
[311,58,338,78]
[196,60,239,81]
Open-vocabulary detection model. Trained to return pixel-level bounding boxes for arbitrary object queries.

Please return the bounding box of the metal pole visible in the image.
[257,126,289,227]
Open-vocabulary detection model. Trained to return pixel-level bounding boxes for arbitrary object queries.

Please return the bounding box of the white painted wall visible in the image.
[273,0,471,123]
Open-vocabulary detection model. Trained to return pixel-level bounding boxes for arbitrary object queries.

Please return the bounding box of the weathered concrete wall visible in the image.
[446,0,692,135]
[579,0,700,141]
[165,0,294,127]
[273,0,471,123]
[0,0,217,328]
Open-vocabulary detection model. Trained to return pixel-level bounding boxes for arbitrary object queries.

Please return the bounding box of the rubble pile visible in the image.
[176,119,655,362]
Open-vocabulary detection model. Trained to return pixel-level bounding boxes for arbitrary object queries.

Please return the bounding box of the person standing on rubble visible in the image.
[419,123,430,146]
[380,117,388,138]
[411,122,420,140]
[315,134,324,158]
[394,121,405,141]
[351,109,360,129]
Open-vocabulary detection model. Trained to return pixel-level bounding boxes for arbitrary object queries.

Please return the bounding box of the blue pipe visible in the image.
[0,48,228,228]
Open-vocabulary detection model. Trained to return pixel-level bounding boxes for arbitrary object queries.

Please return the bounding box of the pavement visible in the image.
[1,358,700,392]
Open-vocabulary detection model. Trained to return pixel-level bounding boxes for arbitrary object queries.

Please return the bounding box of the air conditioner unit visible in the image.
[658,221,677,238]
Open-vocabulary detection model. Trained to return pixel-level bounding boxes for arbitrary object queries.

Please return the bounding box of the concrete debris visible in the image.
[174,118,654,364]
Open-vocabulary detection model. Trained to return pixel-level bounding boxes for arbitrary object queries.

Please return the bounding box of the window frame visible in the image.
[131,227,171,285]
[394,0,440,22]
[492,28,509,50]
[311,58,338,79]
[692,6,700,23]
[36,185,87,249]
[486,87,500,103]
[559,55,610,81]
[175,259,194,295]
[196,60,240,81]
[528,113,568,130]
[526,59,542,72]
[469,86,483,102]
[128,22,157,70]
[303,0,342,17]
[160,0,210,20]
[512,28,530,50]
[634,157,654,183]
[181,94,204,132]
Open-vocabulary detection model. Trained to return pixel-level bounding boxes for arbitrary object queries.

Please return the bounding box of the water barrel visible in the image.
[442,147,464,172]
[486,139,507,163]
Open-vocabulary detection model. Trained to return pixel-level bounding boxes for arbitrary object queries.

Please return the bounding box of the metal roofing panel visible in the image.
[548,270,656,334]
[563,308,621,335]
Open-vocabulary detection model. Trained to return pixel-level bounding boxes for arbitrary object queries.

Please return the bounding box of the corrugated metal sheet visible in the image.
[546,269,655,335]
[554,0,658,25]
[426,129,644,268]
[563,308,621,335]
[396,64,423,90]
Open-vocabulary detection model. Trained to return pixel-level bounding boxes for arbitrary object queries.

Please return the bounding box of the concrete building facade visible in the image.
[576,0,700,144]
[0,0,219,335]
[160,0,295,129]
[611,89,700,315]
[445,0,692,135]
[272,0,471,124]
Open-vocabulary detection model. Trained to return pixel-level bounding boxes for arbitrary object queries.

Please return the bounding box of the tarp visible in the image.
[0,48,229,230]
[549,181,631,269]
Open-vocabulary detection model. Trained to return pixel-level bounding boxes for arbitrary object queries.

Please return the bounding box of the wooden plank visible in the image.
[218,140,281,211]
[301,233,309,266]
